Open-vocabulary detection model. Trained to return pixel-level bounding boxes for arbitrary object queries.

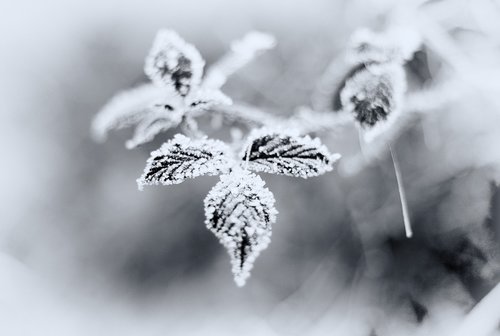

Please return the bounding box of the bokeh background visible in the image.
[1,0,500,335]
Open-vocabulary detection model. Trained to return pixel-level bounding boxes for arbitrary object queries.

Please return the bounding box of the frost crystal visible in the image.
[203,31,276,89]
[204,168,278,286]
[240,128,341,178]
[144,29,205,96]
[137,134,234,189]
[340,62,406,142]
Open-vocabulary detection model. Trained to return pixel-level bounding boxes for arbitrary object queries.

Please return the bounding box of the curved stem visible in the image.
[390,143,413,238]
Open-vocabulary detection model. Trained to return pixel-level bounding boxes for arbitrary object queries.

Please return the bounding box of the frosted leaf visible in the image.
[204,168,277,286]
[137,134,234,189]
[240,128,341,178]
[185,88,233,116]
[347,26,421,65]
[125,112,180,149]
[203,31,276,89]
[91,84,164,142]
[340,62,407,142]
[144,29,205,96]
[93,30,235,147]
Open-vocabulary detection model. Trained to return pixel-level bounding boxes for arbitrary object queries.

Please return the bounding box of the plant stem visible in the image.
[389,143,413,238]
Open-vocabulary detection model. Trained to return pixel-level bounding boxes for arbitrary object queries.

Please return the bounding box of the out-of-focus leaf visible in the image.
[91,84,163,142]
[125,112,180,149]
[340,62,406,142]
[144,29,205,96]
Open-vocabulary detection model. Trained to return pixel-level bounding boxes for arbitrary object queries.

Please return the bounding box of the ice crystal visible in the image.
[203,31,276,89]
[240,128,341,178]
[204,168,277,286]
[137,134,234,190]
[340,62,406,142]
[144,29,205,96]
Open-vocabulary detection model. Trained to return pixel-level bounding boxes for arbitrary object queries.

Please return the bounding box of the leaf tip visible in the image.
[125,140,137,150]
[136,178,145,191]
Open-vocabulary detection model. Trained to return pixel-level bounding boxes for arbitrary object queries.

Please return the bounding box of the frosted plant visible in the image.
[91,26,446,286]
[137,129,340,286]
[204,168,277,287]
[338,28,415,237]
[137,134,233,189]
[295,26,423,238]
[335,26,419,143]
[92,29,275,149]
[81,7,500,334]
[240,128,341,178]
[340,61,407,142]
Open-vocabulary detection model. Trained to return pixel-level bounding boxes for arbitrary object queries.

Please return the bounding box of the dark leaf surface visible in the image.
[204,168,277,286]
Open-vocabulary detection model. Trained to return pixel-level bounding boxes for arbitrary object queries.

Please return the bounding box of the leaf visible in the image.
[125,112,180,149]
[185,88,233,116]
[144,29,205,96]
[91,84,164,142]
[340,62,406,142]
[204,168,277,286]
[203,31,276,89]
[240,129,341,178]
[137,134,233,189]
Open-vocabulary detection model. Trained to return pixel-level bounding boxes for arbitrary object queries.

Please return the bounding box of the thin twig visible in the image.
[389,143,413,238]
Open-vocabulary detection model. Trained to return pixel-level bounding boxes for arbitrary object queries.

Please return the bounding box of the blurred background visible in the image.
[1,0,500,335]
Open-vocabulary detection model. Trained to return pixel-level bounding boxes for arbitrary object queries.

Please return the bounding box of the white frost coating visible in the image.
[125,113,180,149]
[185,88,233,116]
[144,29,205,96]
[137,134,234,190]
[91,84,164,142]
[240,127,341,178]
[203,31,276,89]
[347,25,421,65]
[92,30,233,148]
[340,62,407,142]
[204,168,278,286]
